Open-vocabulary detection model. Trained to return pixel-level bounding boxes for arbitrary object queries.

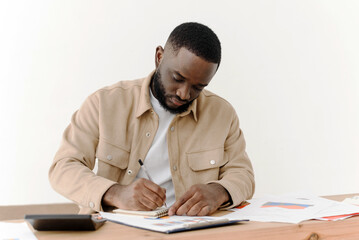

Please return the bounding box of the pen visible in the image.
[138,159,168,208]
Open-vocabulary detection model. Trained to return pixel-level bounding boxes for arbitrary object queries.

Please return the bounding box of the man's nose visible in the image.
[176,85,191,100]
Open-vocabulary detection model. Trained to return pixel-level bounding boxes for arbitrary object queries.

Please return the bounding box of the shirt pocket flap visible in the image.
[187,148,227,171]
[96,140,130,169]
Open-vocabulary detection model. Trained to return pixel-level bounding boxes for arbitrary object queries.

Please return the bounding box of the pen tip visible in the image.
[138,159,143,165]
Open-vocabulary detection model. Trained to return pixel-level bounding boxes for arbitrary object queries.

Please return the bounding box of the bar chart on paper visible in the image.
[261,202,314,210]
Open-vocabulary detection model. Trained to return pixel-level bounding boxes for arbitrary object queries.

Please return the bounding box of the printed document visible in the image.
[0,222,37,240]
[226,192,359,224]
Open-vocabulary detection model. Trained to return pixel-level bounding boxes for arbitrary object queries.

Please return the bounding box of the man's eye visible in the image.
[173,76,183,82]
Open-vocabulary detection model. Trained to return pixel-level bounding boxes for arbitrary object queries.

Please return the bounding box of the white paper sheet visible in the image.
[312,200,359,221]
[225,192,359,224]
[342,196,359,206]
[0,222,37,240]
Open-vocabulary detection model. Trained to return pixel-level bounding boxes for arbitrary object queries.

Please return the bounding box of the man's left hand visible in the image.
[168,183,230,216]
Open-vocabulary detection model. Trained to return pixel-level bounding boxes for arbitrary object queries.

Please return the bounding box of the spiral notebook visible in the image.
[113,207,169,218]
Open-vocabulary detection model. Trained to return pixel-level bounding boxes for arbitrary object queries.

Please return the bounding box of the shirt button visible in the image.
[89,202,95,208]
[210,160,216,165]
[146,132,151,137]
[107,155,112,161]
[173,165,177,171]
[127,169,133,175]
[170,126,175,131]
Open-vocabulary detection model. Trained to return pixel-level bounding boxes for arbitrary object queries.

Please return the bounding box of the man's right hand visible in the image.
[102,178,166,211]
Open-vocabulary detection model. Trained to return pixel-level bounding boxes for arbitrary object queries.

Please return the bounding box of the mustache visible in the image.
[168,95,190,105]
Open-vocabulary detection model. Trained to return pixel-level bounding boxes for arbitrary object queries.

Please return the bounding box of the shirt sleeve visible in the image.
[207,110,255,209]
[49,92,117,212]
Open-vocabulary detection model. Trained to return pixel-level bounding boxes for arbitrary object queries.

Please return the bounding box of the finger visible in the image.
[132,199,153,211]
[142,179,167,202]
[129,184,157,210]
[139,185,166,209]
[169,189,199,216]
[196,205,211,216]
[143,180,166,207]
[176,192,201,216]
[185,201,206,216]
[168,191,193,215]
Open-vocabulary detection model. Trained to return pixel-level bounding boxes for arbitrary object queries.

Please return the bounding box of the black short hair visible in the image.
[167,22,221,67]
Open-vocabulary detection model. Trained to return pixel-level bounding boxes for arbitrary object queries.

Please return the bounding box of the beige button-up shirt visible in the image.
[49,71,255,214]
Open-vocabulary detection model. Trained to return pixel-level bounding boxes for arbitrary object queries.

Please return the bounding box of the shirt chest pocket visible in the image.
[96,140,130,182]
[186,147,227,183]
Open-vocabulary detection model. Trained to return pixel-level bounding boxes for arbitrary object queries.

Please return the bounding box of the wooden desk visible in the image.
[5,194,359,240]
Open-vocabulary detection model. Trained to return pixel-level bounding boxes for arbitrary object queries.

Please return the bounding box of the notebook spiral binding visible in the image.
[155,208,169,218]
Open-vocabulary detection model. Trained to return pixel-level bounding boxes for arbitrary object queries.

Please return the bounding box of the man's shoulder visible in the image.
[195,89,238,123]
[83,77,146,106]
[98,78,144,93]
[200,89,233,109]
[86,77,144,100]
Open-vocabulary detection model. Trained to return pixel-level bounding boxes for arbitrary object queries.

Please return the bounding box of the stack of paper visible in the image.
[225,192,359,224]
[343,195,359,206]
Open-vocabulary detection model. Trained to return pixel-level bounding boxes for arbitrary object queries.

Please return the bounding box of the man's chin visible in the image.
[163,100,190,114]
[165,103,181,112]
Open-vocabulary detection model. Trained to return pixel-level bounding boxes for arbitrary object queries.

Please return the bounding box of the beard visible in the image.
[151,70,193,114]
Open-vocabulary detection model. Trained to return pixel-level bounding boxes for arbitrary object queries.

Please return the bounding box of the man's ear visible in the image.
[155,46,164,68]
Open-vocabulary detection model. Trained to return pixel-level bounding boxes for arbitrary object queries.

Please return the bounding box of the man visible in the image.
[49,22,255,216]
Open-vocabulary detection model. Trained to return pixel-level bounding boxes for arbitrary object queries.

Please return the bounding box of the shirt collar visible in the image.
[136,70,198,122]
[136,71,153,118]
[178,98,198,122]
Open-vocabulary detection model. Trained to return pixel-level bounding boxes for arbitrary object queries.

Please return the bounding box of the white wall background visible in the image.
[0,0,358,205]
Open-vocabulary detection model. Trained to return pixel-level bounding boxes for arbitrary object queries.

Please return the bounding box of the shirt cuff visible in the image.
[84,177,118,212]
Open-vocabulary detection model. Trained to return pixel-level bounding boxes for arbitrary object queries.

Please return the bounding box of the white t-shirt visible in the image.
[136,89,176,206]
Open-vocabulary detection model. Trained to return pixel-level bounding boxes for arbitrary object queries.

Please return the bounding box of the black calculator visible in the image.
[25,214,106,231]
